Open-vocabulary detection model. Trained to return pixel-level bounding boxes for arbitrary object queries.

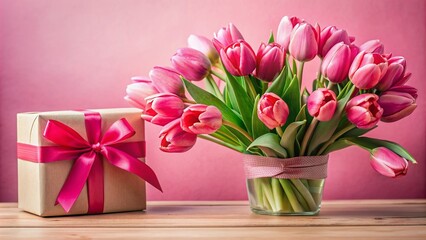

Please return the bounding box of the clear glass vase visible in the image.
[246,177,325,216]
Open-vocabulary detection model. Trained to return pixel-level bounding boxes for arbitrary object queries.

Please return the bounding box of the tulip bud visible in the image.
[321,42,354,83]
[171,48,211,81]
[307,88,337,121]
[188,34,220,65]
[370,147,408,177]
[359,40,384,54]
[159,118,197,153]
[220,40,256,76]
[346,93,383,129]
[255,43,285,82]
[318,26,352,58]
[376,56,410,91]
[141,93,185,126]
[349,52,388,89]
[212,23,244,51]
[289,22,319,62]
[378,85,417,122]
[276,16,304,52]
[149,66,185,97]
[258,93,289,129]
[181,104,222,134]
[124,77,159,109]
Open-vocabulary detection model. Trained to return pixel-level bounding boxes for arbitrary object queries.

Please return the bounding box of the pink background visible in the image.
[1,0,425,202]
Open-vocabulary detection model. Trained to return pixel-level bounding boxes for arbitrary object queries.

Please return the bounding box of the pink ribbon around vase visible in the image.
[17,110,162,213]
[243,154,329,179]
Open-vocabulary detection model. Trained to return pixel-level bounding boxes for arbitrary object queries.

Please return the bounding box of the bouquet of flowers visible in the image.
[125,16,418,215]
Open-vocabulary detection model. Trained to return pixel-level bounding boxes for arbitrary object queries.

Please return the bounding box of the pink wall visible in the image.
[1,0,425,202]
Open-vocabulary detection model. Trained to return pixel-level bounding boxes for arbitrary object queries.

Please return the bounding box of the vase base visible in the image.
[250,207,320,216]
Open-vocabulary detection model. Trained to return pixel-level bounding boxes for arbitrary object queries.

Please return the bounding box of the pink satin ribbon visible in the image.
[17,111,162,213]
[243,154,329,179]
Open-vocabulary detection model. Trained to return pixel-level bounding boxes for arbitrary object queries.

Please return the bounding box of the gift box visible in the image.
[17,108,161,217]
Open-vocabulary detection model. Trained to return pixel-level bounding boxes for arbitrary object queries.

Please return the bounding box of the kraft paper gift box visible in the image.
[17,108,161,217]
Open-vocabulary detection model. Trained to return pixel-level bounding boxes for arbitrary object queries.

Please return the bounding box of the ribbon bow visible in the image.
[41,111,162,213]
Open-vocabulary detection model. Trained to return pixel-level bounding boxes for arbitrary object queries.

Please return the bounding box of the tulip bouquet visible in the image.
[125,16,418,215]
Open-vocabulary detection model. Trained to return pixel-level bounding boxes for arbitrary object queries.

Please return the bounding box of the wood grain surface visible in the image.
[1,200,425,239]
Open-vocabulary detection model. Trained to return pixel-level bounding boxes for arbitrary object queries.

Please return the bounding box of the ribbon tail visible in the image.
[102,146,162,192]
[56,151,96,212]
[87,154,104,214]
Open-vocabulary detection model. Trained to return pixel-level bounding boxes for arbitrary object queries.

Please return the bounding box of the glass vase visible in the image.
[246,177,325,216]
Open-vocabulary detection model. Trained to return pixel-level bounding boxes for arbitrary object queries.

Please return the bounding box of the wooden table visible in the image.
[0,200,425,239]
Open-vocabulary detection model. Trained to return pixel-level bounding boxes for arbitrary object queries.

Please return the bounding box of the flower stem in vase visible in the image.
[272,178,285,211]
[261,178,278,212]
[278,179,304,212]
[308,179,325,205]
[290,179,317,211]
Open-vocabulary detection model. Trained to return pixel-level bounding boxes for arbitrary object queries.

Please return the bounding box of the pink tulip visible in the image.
[378,85,417,122]
[220,40,256,76]
[124,77,159,109]
[346,94,383,129]
[318,26,352,58]
[370,147,408,177]
[321,42,355,83]
[258,93,289,129]
[212,23,244,51]
[149,66,185,97]
[376,56,410,91]
[159,118,197,153]
[289,22,319,62]
[359,40,384,54]
[141,93,185,126]
[255,43,285,82]
[181,104,222,134]
[349,52,388,89]
[307,88,337,121]
[276,16,304,52]
[188,34,220,65]
[171,48,211,81]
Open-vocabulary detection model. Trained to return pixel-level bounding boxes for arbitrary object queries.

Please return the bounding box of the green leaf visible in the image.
[343,137,417,163]
[266,64,287,96]
[280,120,306,157]
[222,69,240,111]
[337,80,354,100]
[247,133,288,158]
[251,95,270,139]
[227,75,254,134]
[281,75,300,128]
[307,85,355,155]
[183,78,244,128]
[268,31,275,44]
[322,139,353,154]
[341,126,377,138]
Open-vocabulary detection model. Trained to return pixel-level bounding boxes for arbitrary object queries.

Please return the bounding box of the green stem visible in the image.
[261,178,277,212]
[290,179,318,212]
[299,118,319,156]
[211,69,226,81]
[317,125,356,155]
[206,74,224,101]
[182,98,197,104]
[244,76,257,99]
[223,120,253,142]
[279,179,304,212]
[275,127,283,137]
[198,135,243,152]
[316,59,323,81]
[297,61,305,90]
[271,178,285,211]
